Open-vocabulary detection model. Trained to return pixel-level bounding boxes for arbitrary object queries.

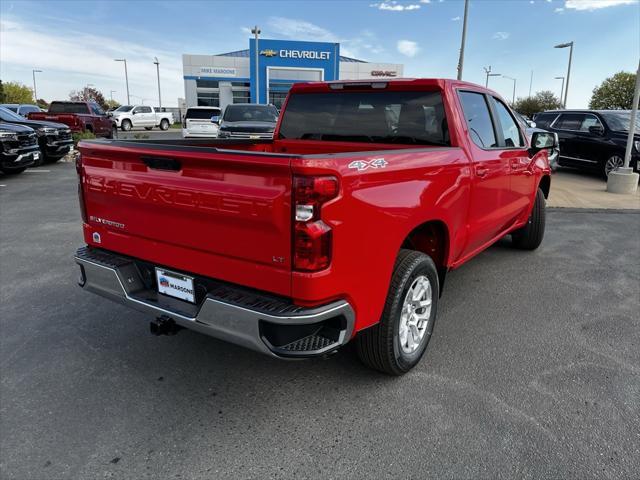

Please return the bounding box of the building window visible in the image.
[197,91,219,107]
[196,79,219,88]
[233,91,251,103]
[269,92,289,109]
[230,82,251,88]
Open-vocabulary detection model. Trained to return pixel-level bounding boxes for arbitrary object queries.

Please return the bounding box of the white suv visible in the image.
[182,107,222,138]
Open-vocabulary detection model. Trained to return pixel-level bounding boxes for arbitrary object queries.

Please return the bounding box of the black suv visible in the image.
[534,110,640,177]
[217,104,279,140]
[0,123,40,175]
[0,106,73,164]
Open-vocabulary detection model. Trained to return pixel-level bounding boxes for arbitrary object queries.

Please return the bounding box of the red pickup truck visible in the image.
[75,79,555,375]
[29,101,113,138]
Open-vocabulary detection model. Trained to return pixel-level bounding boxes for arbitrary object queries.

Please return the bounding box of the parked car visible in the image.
[217,104,278,139]
[110,105,174,131]
[28,101,113,138]
[0,104,42,117]
[515,111,559,171]
[74,78,555,375]
[533,109,640,177]
[0,123,40,174]
[0,106,73,164]
[182,106,222,138]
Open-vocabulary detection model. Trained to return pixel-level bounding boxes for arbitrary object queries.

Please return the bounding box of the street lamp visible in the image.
[32,69,42,102]
[554,41,573,108]
[554,76,565,104]
[502,75,517,105]
[153,57,162,109]
[483,66,500,87]
[251,26,261,103]
[114,58,130,105]
[456,0,470,80]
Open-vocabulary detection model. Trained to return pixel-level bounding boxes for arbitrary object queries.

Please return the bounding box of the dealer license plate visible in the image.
[33,152,40,160]
[155,268,195,303]
[69,145,74,152]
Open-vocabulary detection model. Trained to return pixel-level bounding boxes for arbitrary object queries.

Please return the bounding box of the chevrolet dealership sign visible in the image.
[261,49,331,60]
[199,67,237,77]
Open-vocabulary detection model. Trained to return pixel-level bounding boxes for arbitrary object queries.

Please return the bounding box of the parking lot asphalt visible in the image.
[1,163,639,480]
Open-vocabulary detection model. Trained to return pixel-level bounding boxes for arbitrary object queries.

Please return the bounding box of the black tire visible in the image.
[356,249,439,376]
[144,126,153,131]
[121,120,132,132]
[159,119,169,131]
[0,166,27,175]
[511,188,546,250]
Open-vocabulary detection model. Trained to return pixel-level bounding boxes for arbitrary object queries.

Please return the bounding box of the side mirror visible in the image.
[131,111,137,115]
[530,131,558,155]
[211,115,220,124]
[588,125,604,136]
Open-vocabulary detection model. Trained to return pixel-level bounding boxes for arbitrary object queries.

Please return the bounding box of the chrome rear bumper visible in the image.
[75,247,355,358]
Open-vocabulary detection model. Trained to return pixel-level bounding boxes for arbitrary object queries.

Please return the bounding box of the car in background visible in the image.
[28,101,113,138]
[110,105,174,131]
[182,106,222,138]
[0,123,40,175]
[534,109,640,177]
[0,106,74,164]
[515,111,559,171]
[1,104,42,117]
[217,104,278,139]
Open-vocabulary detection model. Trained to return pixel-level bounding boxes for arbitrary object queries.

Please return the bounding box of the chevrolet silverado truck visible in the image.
[75,79,555,375]
[110,105,174,132]
[0,123,40,174]
[29,101,113,138]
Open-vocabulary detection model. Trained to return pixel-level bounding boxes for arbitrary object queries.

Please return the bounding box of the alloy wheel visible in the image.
[398,275,433,354]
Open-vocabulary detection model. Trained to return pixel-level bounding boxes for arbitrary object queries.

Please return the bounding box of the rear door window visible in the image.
[458,91,497,148]
[49,103,90,114]
[553,113,585,131]
[532,113,558,129]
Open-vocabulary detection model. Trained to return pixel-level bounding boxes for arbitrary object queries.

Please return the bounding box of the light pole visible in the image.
[153,57,162,109]
[528,70,533,97]
[554,41,573,108]
[114,58,130,105]
[554,76,565,104]
[483,66,500,87]
[457,0,469,80]
[110,90,116,102]
[251,26,261,103]
[502,75,517,104]
[32,69,42,102]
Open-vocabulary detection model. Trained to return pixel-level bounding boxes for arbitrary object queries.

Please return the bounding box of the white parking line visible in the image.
[25,170,51,173]
[0,184,6,187]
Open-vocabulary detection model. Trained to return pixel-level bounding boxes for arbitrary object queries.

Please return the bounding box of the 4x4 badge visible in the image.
[348,158,388,171]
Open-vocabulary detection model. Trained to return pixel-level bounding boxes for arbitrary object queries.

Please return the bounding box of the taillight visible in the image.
[292,175,338,272]
[76,152,87,222]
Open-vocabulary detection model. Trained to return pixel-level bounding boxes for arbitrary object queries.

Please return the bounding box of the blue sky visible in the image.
[1,0,638,107]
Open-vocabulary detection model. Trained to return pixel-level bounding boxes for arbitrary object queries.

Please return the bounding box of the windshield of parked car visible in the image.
[2,105,18,113]
[185,108,221,119]
[48,102,90,114]
[600,111,640,132]
[0,106,26,122]
[223,105,278,123]
[279,90,450,146]
[115,105,134,112]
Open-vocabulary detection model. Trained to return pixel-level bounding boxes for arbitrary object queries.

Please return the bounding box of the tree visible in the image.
[69,86,108,110]
[0,80,5,103]
[104,99,121,110]
[513,90,563,117]
[36,99,49,109]
[589,71,637,110]
[1,81,35,104]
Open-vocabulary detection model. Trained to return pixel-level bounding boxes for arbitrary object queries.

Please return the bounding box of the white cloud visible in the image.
[397,40,420,57]
[266,17,338,42]
[420,0,431,3]
[564,0,638,10]
[240,26,252,34]
[451,15,461,20]
[0,17,184,105]
[555,7,565,12]
[370,1,422,11]
[493,31,510,40]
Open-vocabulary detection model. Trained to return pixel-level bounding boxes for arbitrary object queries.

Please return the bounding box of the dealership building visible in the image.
[182,38,404,109]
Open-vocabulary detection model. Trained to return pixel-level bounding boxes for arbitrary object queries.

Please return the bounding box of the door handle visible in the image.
[476,166,489,177]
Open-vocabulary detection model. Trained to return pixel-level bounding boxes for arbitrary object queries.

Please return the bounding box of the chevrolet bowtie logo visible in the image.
[260,49,278,57]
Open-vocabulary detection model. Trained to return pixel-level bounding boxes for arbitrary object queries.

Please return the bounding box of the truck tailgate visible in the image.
[79,141,293,296]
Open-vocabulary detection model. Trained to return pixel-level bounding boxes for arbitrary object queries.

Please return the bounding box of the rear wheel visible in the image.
[159,119,169,131]
[121,120,132,132]
[356,249,439,375]
[511,188,546,250]
[604,154,624,178]
[0,166,27,175]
